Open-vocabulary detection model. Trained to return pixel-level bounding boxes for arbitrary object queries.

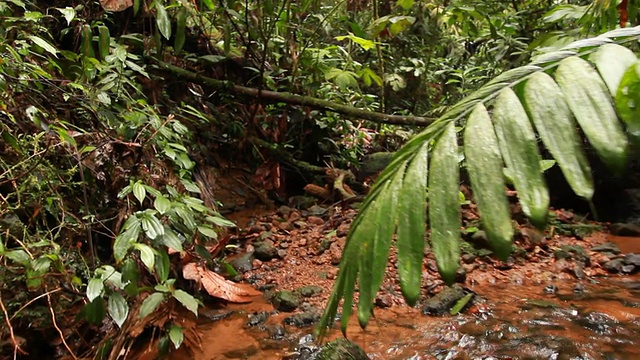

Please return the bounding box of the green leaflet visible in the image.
[493,88,549,228]
[357,172,400,328]
[175,7,187,54]
[555,56,628,175]
[428,123,460,285]
[155,0,172,40]
[464,104,513,260]
[396,143,428,303]
[522,72,594,201]
[616,63,640,146]
[80,25,95,58]
[591,44,638,97]
[98,26,110,61]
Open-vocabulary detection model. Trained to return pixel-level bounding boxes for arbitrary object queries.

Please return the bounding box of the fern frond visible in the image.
[316,26,640,339]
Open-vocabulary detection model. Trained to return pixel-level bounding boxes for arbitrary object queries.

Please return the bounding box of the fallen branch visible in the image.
[151,59,436,127]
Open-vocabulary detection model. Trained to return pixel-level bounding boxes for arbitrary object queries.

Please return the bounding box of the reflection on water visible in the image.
[177,273,640,359]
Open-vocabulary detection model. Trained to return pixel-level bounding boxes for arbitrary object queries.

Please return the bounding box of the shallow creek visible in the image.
[165,270,640,360]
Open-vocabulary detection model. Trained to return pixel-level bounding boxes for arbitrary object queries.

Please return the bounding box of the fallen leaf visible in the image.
[99,0,132,12]
[183,263,261,303]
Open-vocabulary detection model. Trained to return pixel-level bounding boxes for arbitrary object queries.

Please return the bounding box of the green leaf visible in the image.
[197,226,218,239]
[591,44,638,97]
[80,25,95,58]
[159,227,184,252]
[173,290,199,316]
[205,215,236,228]
[464,104,513,260]
[616,63,640,145]
[155,249,170,283]
[202,0,215,10]
[55,7,75,25]
[31,256,52,273]
[335,33,378,51]
[4,250,31,266]
[555,56,628,175]
[108,293,129,328]
[396,0,414,11]
[155,0,172,40]
[493,88,549,227]
[522,72,594,200]
[134,243,156,272]
[395,144,430,302]
[87,278,104,302]
[174,7,187,53]
[154,195,172,214]
[28,36,58,57]
[114,220,141,262]
[121,258,140,283]
[428,122,460,285]
[169,325,184,349]
[85,298,106,325]
[140,211,164,240]
[139,292,165,319]
[132,181,146,205]
[450,293,473,315]
[98,26,110,61]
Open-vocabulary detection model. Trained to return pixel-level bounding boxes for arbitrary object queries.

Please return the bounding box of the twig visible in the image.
[9,288,62,321]
[46,292,78,360]
[0,292,28,357]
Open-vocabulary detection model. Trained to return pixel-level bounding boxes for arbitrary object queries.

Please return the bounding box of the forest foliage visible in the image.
[0,0,638,357]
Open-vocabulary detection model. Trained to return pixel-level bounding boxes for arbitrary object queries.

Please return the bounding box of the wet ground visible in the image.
[168,204,640,360]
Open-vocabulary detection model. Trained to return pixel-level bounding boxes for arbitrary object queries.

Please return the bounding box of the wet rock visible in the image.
[277,205,293,217]
[316,338,370,360]
[289,211,302,222]
[295,285,323,298]
[265,324,286,340]
[461,253,476,264]
[575,311,620,335]
[554,245,590,266]
[253,240,279,261]
[624,253,640,266]
[307,216,324,225]
[357,152,394,182]
[277,249,288,258]
[259,338,288,351]
[246,311,270,327]
[228,252,255,273]
[375,293,393,308]
[544,284,558,295]
[283,310,321,327]
[199,309,234,323]
[573,283,585,293]
[248,224,267,234]
[336,223,350,237]
[307,205,327,216]
[223,345,259,359]
[422,284,468,315]
[622,264,637,274]
[610,223,640,236]
[604,258,625,273]
[591,242,621,254]
[271,290,301,312]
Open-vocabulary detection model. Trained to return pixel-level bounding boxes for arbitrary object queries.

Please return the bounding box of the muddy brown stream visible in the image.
[169,273,640,360]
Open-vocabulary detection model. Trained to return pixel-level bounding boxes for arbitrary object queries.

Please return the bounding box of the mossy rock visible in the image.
[316,338,370,360]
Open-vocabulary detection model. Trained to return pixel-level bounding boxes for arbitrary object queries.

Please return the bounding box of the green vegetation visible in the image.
[0,0,638,356]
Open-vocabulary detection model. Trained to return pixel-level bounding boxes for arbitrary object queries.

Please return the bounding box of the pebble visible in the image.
[307,216,324,225]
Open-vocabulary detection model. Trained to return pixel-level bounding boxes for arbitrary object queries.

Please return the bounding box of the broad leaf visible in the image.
[134,243,156,272]
[173,289,199,316]
[522,72,594,200]
[139,292,165,319]
[154,195,171,214]
[464,104,513,260]
[132,181,146,205]
[493,88,549,227]
[555,56,628,175]
[108,293,129,328]
[169,325,184,349]
[591,44,638,96]
[87,278,104,302]
[428,123,460,285]
[154,0,172,40]
[616,63,640,145]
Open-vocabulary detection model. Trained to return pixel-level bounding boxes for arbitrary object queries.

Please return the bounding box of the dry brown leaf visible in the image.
[183,263,261,303]
[99,0,133,12]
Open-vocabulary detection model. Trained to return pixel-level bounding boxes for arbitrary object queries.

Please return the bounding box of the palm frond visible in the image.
[316,26,640,339]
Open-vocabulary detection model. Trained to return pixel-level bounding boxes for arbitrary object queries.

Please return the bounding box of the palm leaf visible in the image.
[316,26,640,339]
